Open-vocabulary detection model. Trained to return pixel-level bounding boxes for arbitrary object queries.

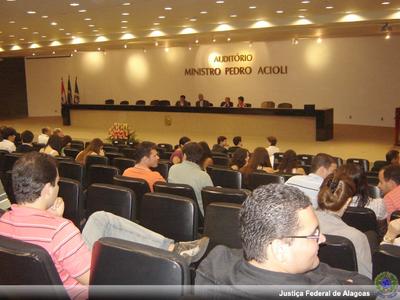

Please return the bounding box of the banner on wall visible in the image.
[67,75,72,104]
[61,77,67,105]
[73,77,80,104]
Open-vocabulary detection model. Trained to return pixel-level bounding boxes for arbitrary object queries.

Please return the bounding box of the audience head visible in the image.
[335,164,369,205]
[86,138,104,154]
[12,152,58,206]
[183,142,204,165]
[2,127,17,142]
[199,141,213,169]
[311,153,337,178]
[379,164,400,195]
[41,127,51,136]
[198,93,204,101]
[386,150,400,165]
[62,135,72,148]
[238,96,244,103]
[249,147,272,169]
[230,148,249,169]
[136,141,159,168]
[233,136,242,147]
[217,136,227,147]
[21,130,34,144]
[318,172,356,214]
[47,134,63,153]
[180,95,186,101]
[224,97,231,103]
[267,136,277,146]
[278,149,299,173]
[179,136,191,148]
[240,184,324,273]
[53,128,64,138]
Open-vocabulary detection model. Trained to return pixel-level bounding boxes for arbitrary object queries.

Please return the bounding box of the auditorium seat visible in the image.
[150,99,160,106]
[247,172,284,191]
[103,145,119,153]
[3,153,23,172]
[297,154,314,166]
[0,235,68,299]
[204,202,242,252]
[273,152,284,166]
[159,151,173,160]
[121,147,137,159]
[159,100,171,106]
[85,155,109,169]
[141,193,197,241]
[71,140,85,150]
[207,166,242,189]
[135,100,146,105]
[112,157,135,173]
[210,151,228,158]
[58,177,83,228]
[105,99,115,105]
[87,164,120,185]
[63,148,80,159]
[151,160,169,179]
[201,186,249,210]
[120,100,129,105]
[367,176,379,186]
[346,158,370,173]
[261,101,275,108]
[368,184,381,198]
[371,160,388,172]
[277,102,293,108]
[86,183,136,220]
[1,170,15,204]
[90,238,189,297]
[105,152,124,164]
[334,157,344,167]
[55,156,73,162]
[318,234,357,272]
[244,103,252,108]
[212,156,230,167]
[157,143,173,152]
[372,244,400,279]
[32,143,46,152]
[342,207,377,233]
[58,161,84,184]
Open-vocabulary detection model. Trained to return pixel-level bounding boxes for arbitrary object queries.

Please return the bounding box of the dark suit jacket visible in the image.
[16,144,34,153]
[176,100,191,107]
[196,100,211,107]
[220,101,233,107]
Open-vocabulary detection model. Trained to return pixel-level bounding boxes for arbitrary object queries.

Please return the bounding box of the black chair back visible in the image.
[136,100,146,105]
[297,154,314,166]
[346,158,370,173]
[159,100,171,106]
[207,166,241,189]
[150,100,160,106]
[90,238,189,296]
[3,153,22,172]
[71,140,84,148]
[86,183,136,220]
[120,100,129,105]
[212,156,230,167]
[0,235,68,299]
[201,186,249,210]
[87,164,120,186]
[204,202,242,252]
[371,160,388,172]
[342,207,377,233]
[211,152,228,158]
[150,160,169,179]
[368,184,382,198]
[103,146,119,153]
[367,176,379,186]
[63,148,80,159]
[113,157,135,173]
[247,172,284,191]
[105,99,115,105]
[121,147,137,159]
[85,155,109,169]
[141,193,197,241]
[157,143,173,152]
[1,170,15,204]
[277,102,293,108]
[113,175,150,220]
[58,178,82,229]
[334,157,344,167]
[32,143,46,152]
[391,210,400,221]
[318,234,358,272]
[58,161,84,184]
[104,152,124,164]
[373,244,400,279]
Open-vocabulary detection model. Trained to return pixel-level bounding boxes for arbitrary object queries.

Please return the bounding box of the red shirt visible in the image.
[0,205,90,299]
[384,185,400,222]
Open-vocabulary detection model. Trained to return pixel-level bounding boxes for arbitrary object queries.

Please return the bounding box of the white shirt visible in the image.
[0,139,16,153]
[38,134,49,145]
[285,173,323,208]
[349,196,387,221]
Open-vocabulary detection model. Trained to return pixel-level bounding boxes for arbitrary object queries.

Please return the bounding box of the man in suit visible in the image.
[220,97,233,107]
[16,130,34,153]
[195,93,211,107]
[176,95,191,107]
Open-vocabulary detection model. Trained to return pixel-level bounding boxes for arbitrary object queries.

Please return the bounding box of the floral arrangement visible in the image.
[107,123,138,143]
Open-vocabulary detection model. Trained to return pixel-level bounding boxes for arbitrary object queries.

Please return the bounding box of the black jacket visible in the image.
[16,144,34,153]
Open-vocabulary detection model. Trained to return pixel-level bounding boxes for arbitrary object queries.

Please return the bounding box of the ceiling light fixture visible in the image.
[227,37,231,42]
[158,16,166,19]
[249,6,256,9]
[292,38,299,45]
[78,9,86,12]
[124,44,127,48]
[200,11,208,14]
[50,22,58,26]
[122,2,131,5]
[216,0,224,3]
[70,3,79,6]
[276,10,284,14]
[41,15,48,18]
[317,37,322,43]
[325,6,333,9]
[27,11,36,14]
[165,7,172,10]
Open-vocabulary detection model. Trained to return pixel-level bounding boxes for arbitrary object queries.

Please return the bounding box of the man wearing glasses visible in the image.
[195,184,371,297]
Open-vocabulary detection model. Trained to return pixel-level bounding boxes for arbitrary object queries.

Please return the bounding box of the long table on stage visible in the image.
[62,104,333,142]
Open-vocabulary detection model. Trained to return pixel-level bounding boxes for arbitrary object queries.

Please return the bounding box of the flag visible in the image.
[61,77,67,105]
[73,76,80,104]
[67,75,72,104]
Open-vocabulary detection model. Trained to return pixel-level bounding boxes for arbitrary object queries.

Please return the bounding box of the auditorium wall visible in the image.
[25,35,400,127]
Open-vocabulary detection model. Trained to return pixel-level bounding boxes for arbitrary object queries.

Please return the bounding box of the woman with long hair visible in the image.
[40,134,63,157]
[240,147,273,188]
[75,138,105,164]
[277,149,305,174]
[316,170,372,278]
[198,141,213,171]
[230,148,249,171]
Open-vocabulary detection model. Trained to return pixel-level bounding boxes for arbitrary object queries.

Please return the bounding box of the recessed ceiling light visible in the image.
[122,2,131,5]
[70,3,79,6]
[21,27,28,30]
[97,48,101,51]
[195,39,199,43]
[19,38,24,41]
[325,6,333,9]
[382,1,390,4]
[32,53,36,56]
[65,32,71,35]
[51,22,58,26]
[124,44,127,48]
[200,11,208,14]
[158,16,166,19]
[299,8,307,11]
[155,41,159,46]
[84,18,91,21]
[301,0,310,3]
[9,21,16,24]
[153,22,160,25]
[41,15,48,19]
[230,14,237,18]
[27,11,36,14]
[121,20,128,23]
[9,35,15,37]
[52,51,55,54]
[6,0,16,2]
[122,12,130,16]
[190,18,197,21]
[298,15,305,18]
[78,9,86,12]
[227,37,231,42]
[121,26,127,29]
[41,35,47,38]
[276,10,284,14]
[216,0,224,3]
[249,6,256,9]
[88,24,95,27]
[93,29,99,32]
[165,7,172,10]
[212,38,216,42]
[33,32,39,34]
[59,28,64,31]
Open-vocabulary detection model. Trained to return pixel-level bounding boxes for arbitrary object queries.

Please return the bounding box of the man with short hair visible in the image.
[53,128,65,138]
[195,184,371,296]
[228,136,242,153]
[0,126,17,153]
[212,136,228,153]
[38,127,51,144]
[195,93,211,107]
[16,130,34,153]
[378,164,400,221]
[123,141,165,191]
[285,153,337,208]
[168,142,214,216]
[0,152,209,299]
[237,96,246,108]
[176,95,191,107]
[386,150,400,165]
[220,97,233,108]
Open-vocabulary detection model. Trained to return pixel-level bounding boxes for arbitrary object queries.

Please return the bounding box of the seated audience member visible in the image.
[60,135,72,156]
[220,97,233,108]
[0,127,17,153]
[195,184,371,294]
[228,136,242,153]
[285,153,337,208]
[40,134,63,157]
[240,147,274,187]
[75,138,105,164]
[229,148,249,171]
[0,181,9,209]
[0,152,209,299]
[199,141,213,171]
[53,128,65,138]
[16,130,34,153]
[123,141,165,191]
[212,136,228,154]
[382,218,400,245]
[176,95,190,107]
[38,127,51,144]
[338,164,387,221]
[266,136,280,168]
[316,172,372,278]
[168,142,214,216]
[170,136,191,165]
[378,165,400,222]
[386,150,400,166]
[277,149,305,175]
[195,93,211,107]
[236,96,246,108]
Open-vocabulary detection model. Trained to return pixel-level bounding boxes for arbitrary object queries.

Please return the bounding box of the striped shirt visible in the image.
[384,185,400,222]
[0,205,91,299]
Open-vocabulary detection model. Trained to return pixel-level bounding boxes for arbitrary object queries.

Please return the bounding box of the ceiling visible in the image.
[0,0,399,57]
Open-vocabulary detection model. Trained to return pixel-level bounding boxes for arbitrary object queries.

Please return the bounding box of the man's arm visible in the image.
[75,270,90,285]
